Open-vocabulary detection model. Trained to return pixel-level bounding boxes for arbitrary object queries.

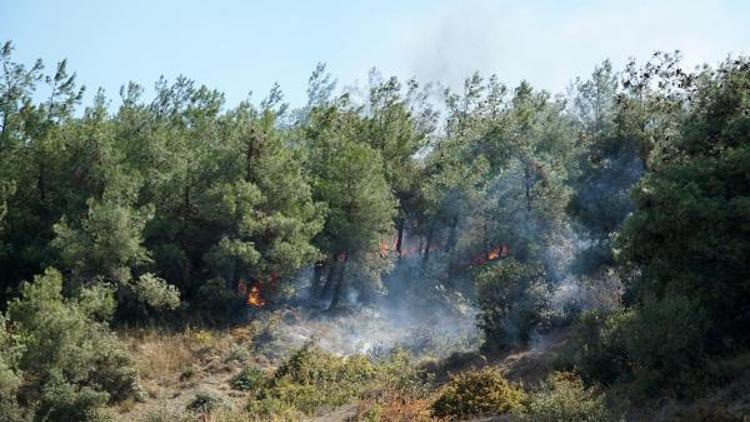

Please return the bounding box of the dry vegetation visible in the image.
[2,35,750,422]
[116,326,262,420]
[108,311,750,421]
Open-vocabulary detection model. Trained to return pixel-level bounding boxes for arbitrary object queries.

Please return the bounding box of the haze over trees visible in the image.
[0,39,749,420]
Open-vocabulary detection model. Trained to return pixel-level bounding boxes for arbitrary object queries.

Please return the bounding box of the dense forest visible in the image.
[0,40,749,420]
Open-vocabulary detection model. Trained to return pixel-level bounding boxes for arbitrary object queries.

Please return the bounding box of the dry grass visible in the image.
[121,329,195,385]
[120,326,246,379]
[200,407,255,421]
[356,393,438,422]
[115,326,258,421]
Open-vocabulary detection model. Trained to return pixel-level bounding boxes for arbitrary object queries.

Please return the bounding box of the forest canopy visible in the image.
[1,39,749,420]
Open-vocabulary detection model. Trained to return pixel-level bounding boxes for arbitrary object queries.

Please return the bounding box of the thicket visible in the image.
[0,269,142,421]
[525,371,611,422]
[243,344,430,417]
[431,367,525,419]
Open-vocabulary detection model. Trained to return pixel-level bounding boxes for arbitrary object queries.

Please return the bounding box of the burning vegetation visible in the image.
[1,34,749,422]
[238,273,278,308]
[247,285,265,307]
[473,245,509,266]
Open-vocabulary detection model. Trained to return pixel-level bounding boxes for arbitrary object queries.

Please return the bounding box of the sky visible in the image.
[2,0,749,108]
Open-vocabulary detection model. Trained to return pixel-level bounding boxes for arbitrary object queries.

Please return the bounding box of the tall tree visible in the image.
[566,61,644,275]
[362,71,433,259]
[202,86,324,294]
[305,103,395,309]
[619,57,750,348]
[0,42,84,293]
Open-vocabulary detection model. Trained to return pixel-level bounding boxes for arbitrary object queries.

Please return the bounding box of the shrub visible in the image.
[475,259,551,352]
[2,268,140,420]
[0,314,24,421]
[431,367,525,419]
[667,404,746,422]
[245,344,429,417]
[130,273,180,311]
[274,344,376,387]
[35,378,114,422]
[350,349,435,422]
[245,396,299,419]
[625,295,710,391]
[231,365,265,392]
[224,343,252,364]
[187,391,224,414]
[526,372,611,422]
[567,308,633,384]
[371,347,433,397]
[253,344,376,414]
[143,401,192,422]
[421,350,486,382]
[179,365,195,381]
[193,278,246,322]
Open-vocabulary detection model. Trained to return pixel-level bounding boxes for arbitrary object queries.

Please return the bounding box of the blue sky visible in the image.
[2,0,749,108]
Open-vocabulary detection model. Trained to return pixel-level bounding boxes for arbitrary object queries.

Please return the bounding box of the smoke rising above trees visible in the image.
[1,38,750,419]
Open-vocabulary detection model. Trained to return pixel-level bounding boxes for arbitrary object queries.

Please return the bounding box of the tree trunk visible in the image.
[524,165,533,214]
[311,261,325,296]
[395,218,405,260]
[183,184,191,223]
[328,253,348,311]
[422,228,433,268]
[320,257,339,299]
[445,216,458,252]
[226,263,237,291]
[37,163,46,206]
[245,128,264,183]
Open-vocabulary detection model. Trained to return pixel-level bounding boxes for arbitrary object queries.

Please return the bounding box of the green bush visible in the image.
[431,367,525,419]
[192,278,246,322]
[273,343,376,387]
[186,391,224,414]
[371,347,432,398]
[475,259,551,352]
[130,273,180,311]
[0,312,23,421]
[567,296,710,392]
[246,344,429,417]
[525,372,611,422]
[35,377,114,422]
[245,395,299,418]
[231,365,265,392]
[0,268,139,420]
[247,344,377,415]
[625,295,710,391]
[568,309,633,384]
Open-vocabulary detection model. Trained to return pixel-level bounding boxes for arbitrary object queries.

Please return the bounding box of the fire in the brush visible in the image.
[488,246,501,261]
[473,244,510,265]
[379,239,389,258]
[247,285,266,307]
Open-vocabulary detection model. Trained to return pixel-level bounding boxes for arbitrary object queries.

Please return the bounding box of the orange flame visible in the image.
[473,244,510,266]
[380,240,389,258]
[247,285,265,307]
